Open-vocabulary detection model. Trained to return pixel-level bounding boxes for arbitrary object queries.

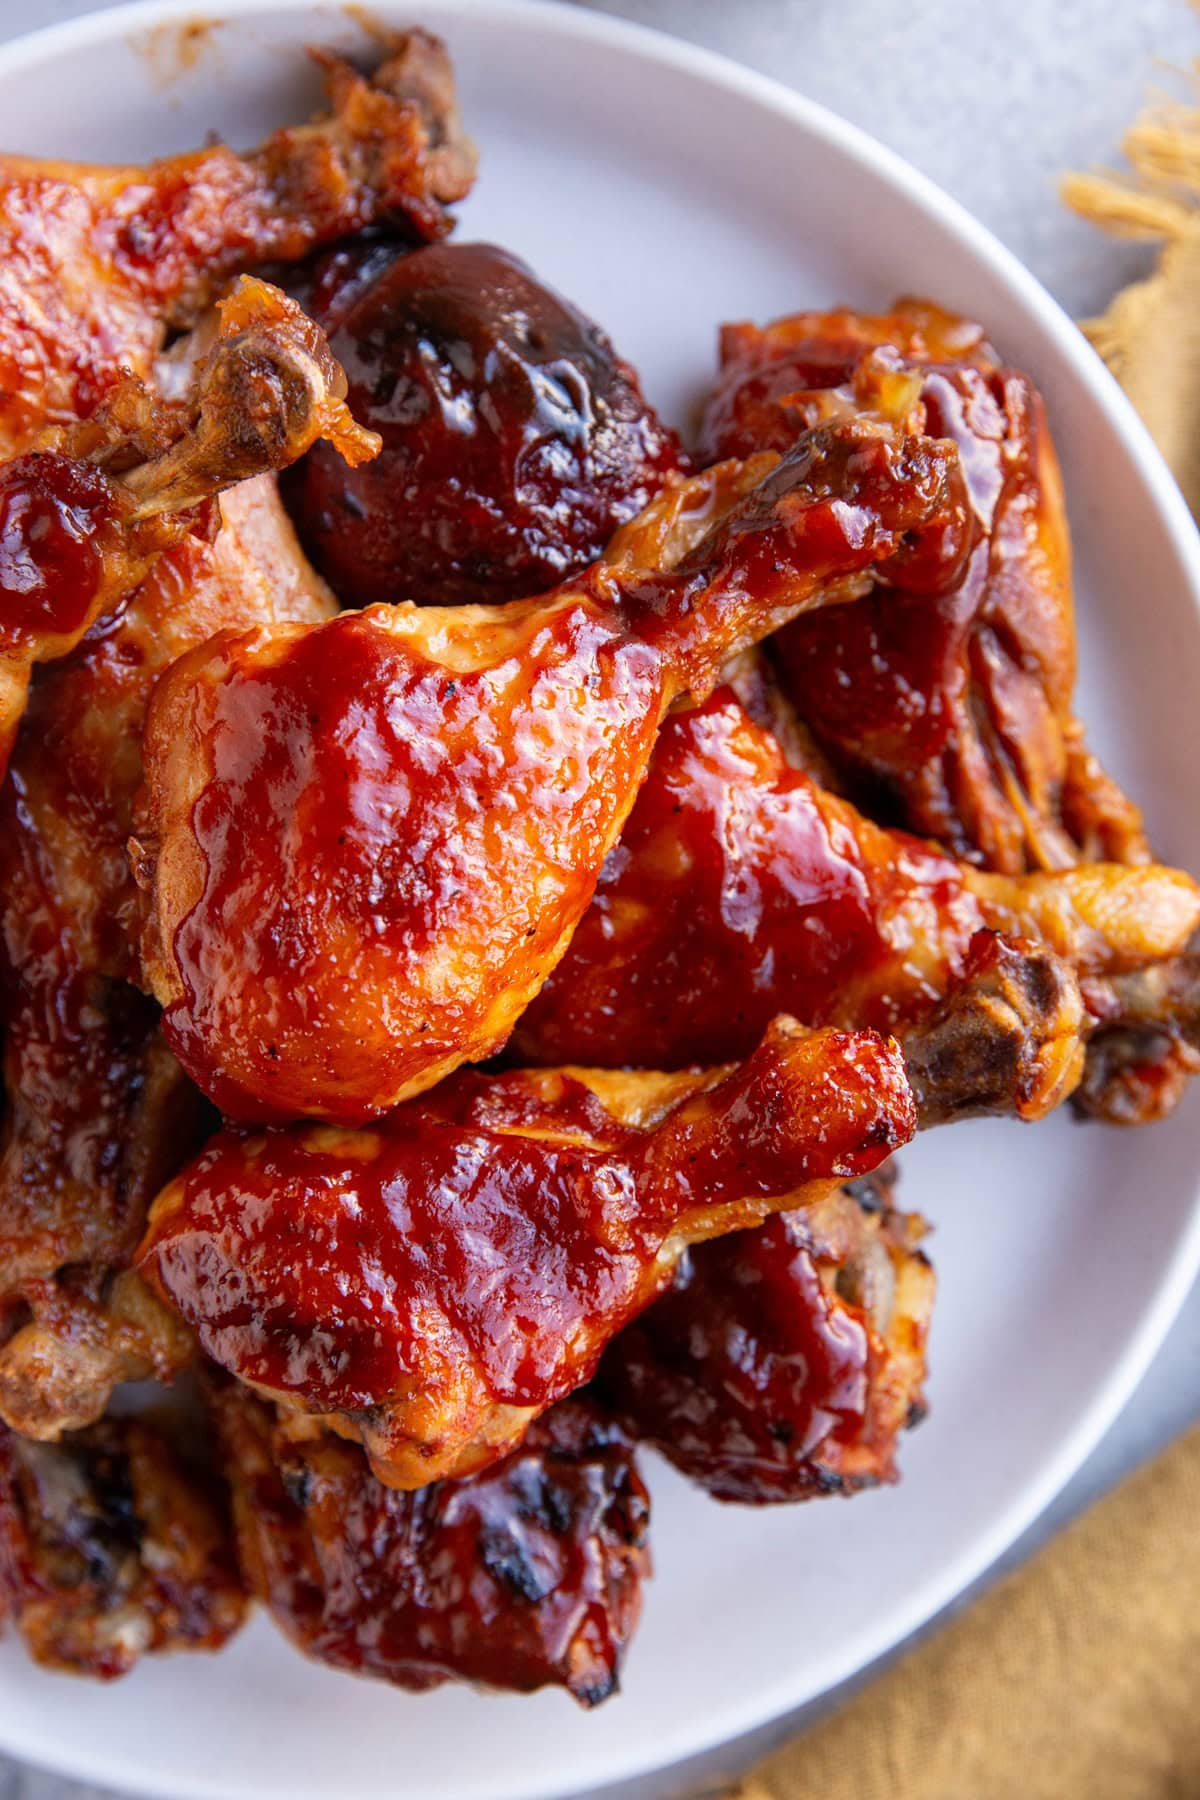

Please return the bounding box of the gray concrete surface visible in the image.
[1,1,1198,1796]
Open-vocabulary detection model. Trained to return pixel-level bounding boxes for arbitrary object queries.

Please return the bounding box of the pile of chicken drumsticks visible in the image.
[0,31,1196,1706]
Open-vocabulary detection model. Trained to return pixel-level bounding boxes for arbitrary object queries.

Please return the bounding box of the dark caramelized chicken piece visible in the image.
[0,276,373,775]
[516,691,1199,1080]
[697,299,994,464]
[0,1417,244,1678]
[284,240,687,606]
[600,1168,934,1504]
[0,30,474,459]
[700,299,1149,873]
[210,1382,648,1706]
[134,413,970,1122]
[0,478,337,1439]
[138,1020,916,1488]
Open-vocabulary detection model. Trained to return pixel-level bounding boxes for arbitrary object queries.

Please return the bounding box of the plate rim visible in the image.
[0,3,1198,1797]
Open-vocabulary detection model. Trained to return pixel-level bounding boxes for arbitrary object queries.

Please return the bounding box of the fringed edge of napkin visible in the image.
[1062,62,1200,507]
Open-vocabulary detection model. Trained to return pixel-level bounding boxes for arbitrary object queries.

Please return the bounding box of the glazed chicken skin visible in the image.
[0,479,337,1441]
[134,409,971,1123]
[210,1382,649,1707]
[0,29,474,460]
[0,275,374,776]
[599,1166,934,1504]
[700,298,1149,874]
[138,1019,917,1489]
[284,240,688,607]
[515,688,1200,1073]
[0,1416,245,1678]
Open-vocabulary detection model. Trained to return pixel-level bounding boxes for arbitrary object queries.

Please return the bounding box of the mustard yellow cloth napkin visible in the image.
[1063,65,1200,510]
[726,1426,1200,1800]
[721,73,1200,1800]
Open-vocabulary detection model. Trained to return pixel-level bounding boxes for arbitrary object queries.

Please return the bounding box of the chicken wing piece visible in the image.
[0,476,337,1439]
[137,1019,916,1489]
[209,1381,648,1707]
[0,29,474,458]
[515,688,1199,1074]
[134,411,970,1123]
[0,1415,245,1678]
[699,299,1149,873]
[0,275,374,774]
[599,1165,934,1504]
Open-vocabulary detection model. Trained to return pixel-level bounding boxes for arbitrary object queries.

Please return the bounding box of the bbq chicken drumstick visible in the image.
[138,1020,917,1489]
[0,29,474,459]
[599,1165,934,1505]
[700,299,1149,873]
[134,410,970,1123]
[515,688,1200,1077]
[210,1382,649,1706]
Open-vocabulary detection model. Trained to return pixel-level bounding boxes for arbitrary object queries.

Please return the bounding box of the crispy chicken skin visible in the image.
[700,298,1149,874]
[599,1166,934,1504]
[515,688,1199,1072]
[0,478,337,1440]
[0,30,474,460]
[133,411,970,1123]
[0,1416,245,1678]
[138,1020,917,1488]
[210,1381,649,1707]
[0,276,373,775]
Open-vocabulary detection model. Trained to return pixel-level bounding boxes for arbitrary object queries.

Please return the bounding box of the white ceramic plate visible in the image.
[1,3,1199,1797]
